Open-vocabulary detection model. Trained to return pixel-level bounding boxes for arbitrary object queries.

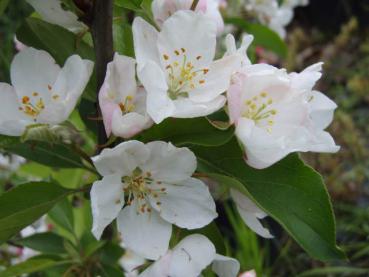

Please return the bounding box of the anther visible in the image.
[22,96,30,104]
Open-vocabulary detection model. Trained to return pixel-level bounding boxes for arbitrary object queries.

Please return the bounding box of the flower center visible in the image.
[242,91,277,132]
[18,85,60,121]
[162,48,209,100]
[122,167,167,213]
[118,95,135,114]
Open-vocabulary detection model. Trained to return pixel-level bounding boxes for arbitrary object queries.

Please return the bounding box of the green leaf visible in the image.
[0,0,10,16]
[113,21,134,57]
[191,138,345,261]
[137,117,234,146]
[297,267,369,277]
[0,135,87,169]
[115,0,142,11]
[225,17,287,58]
[16,232,66,254]
[0,258,68,277]
[48,198,75,234]
[0,182,71,244]
[16,17,96,101]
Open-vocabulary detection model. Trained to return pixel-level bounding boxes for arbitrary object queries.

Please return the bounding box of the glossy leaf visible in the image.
[0,258,67,277]
[0,182,71,244]
[137,117,234,147]
[113,21,134,57]
[191,138,345,261]
[0,135,87,169]
[16,232,66,254]
[48,198,75,234]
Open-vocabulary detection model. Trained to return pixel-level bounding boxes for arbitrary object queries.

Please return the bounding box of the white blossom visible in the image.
[140,234,240,277]
[99,53,153,139]
[227,62,339,169]
[90,141,217,260]
[244,0,309,38]
[0,47,93,136]
[132,10,241,123]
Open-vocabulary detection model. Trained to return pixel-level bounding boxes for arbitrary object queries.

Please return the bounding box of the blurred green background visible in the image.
[0,0,368,276]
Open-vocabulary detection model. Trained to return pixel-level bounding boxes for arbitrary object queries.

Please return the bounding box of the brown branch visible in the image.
[190,0,199,10]
[90,0,113,152]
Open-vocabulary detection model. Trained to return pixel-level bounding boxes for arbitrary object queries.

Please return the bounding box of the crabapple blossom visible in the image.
[140,234,240,277]
[0,47,93,136]
[90,141,217,260]
[132,10,241,123]
[26,0,87,33]
[227,62,339,169]
[230,189,273,238]
[152,0,224,34]
[99,53,153,139]
[244,0,308,38]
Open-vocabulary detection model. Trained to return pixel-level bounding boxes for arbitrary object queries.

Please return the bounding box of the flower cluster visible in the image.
[0,0,339,275]
[244,0,309,38]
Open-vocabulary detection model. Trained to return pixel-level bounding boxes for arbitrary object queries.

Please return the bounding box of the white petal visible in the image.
[212,254,240,277]
[111,110,153,139]
[99,54,136,137]
[92,140,150,176]
[11,47,60,102]
[139,252,172,277]
[224,34,253,66]
[106,53,137,101]
[152,0,180,27]
[172,95,226,118]
[227,74,243,125]
[99,85,120,137]
[231,189,273,238]
[309,90,337,130]
[290,62,323,92]
[117,202,172,260]
[205,0,224,34]
[189,55,241,102]
[142,141,197,183]
[90,174,124,239]
[120,249,146,274]
[305,130,340,153]
[132,17,161,69]
[168,234,216,277]
[157,10,216,69]
[38,55,93,124]
[150,178,217,229]
[138,61,174,123]
[0,83,30,136]
[26,0,87,33]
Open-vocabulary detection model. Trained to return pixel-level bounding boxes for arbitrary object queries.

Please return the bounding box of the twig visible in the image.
[190,0,199,10]
[90,0,114,153]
